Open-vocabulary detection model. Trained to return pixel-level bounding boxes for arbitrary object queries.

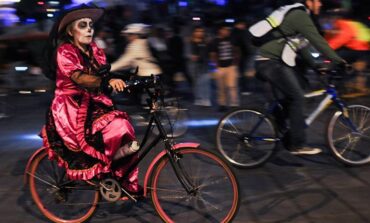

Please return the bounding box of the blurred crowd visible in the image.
[0,1,369,109]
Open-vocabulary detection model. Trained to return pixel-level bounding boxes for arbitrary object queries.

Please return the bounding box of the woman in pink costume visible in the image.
[41,4,140,194]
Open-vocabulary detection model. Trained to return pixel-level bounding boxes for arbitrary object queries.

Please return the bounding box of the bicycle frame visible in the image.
[303,85,359,132]
[24,82,201,201]
[246,79,359,143]
[304,87,340,126]
[116,105,200,197]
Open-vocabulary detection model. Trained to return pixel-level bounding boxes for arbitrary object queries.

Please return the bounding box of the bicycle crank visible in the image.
[99,178,122,202]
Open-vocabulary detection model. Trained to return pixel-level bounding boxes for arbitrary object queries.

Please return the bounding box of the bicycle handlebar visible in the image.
[108,72,163,106]
[124,75,161,90]
[313,63,354,87]
[316,61,354,76]
[106,67,162,93]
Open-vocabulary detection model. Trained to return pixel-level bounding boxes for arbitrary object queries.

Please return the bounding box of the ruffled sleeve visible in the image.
[57,44,84,78]
[91,42,107,65]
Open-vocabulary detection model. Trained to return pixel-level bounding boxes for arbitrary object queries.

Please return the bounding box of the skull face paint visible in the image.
[68,18,94,49]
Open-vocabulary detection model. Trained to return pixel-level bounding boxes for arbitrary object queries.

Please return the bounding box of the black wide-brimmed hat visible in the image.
[42,4,104,81]
[57,4,104,33]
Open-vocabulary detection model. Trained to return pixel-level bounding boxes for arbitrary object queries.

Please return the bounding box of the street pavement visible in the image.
[0,72,369,223]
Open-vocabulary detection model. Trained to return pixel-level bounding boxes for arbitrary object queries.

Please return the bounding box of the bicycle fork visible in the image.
[153,112,197,195]
[332,97,359,133]
[165,144,198,195]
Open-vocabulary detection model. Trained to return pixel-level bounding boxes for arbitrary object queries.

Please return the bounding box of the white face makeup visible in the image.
[69,18,94,49]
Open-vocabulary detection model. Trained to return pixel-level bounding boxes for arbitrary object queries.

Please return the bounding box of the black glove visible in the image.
[100,73,113,95]
[336,60,354,75]
[97,64,111,77]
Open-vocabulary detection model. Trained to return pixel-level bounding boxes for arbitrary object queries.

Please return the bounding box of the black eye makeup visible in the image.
[77,21,94,29]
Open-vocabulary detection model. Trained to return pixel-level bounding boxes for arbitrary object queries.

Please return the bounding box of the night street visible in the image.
[0,72,369,222]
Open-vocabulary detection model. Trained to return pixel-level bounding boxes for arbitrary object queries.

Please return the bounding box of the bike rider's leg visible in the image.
[101,118,142,194]
[215,67,228,112]
[225,65,240,107]
[256,60,321,155]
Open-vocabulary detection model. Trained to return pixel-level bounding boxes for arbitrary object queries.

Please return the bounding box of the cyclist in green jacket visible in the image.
[252,0,346,155]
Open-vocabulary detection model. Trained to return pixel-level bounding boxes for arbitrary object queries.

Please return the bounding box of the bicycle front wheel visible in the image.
[216,108,278,168]
[327,104,370,166]
[150,148,240,223]
[28,150,99,223]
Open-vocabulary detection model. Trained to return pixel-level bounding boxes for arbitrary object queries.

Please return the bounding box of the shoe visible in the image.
[289,146,322,155]
[113,141,140,160]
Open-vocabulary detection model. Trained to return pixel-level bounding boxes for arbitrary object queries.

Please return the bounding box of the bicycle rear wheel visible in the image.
[216,108,278,168]
[150,147,239,223]
[327,104,370,166]
[28,150,99,223]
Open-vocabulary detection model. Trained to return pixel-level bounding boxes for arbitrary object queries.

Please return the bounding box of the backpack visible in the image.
[248,3,312,66]
[248,3,307,47]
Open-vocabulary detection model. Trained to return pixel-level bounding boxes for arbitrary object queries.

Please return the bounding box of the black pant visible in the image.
[256,60,306,147]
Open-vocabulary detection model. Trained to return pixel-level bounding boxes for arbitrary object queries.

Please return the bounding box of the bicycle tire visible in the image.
[150,147,240,223]
[216,108,278,168]
[28,150,99,223]
[327,104,370,166]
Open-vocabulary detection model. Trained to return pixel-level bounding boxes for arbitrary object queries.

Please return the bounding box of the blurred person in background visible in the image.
[42,4,142,196]
[167,25,193,89]
[324,11,370,94]
[94,27,115,62]
[147,26,174,94]
[189,25,211,106]
[231,18,255,94]
[111,23,162,105]
[250,0,347,155]
[210,23,240,112]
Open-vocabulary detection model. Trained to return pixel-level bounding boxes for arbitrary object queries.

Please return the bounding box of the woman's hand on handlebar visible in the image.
[109,78,126,92]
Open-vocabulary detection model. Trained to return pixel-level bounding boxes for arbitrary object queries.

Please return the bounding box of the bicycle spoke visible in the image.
[197,176,228,189]
[148,186,187,193]
[329,105,370,165]
[220,127,240,136]
[333,134,351,144]
[225,119,242,136]
[353,133,370,142]
[196,195,223,212]
[338,117,355,131]
[359,108,370,129]
[29,152,99,222]
[217,109,277,168]
[151,148,239,222]
[27,171,59,189]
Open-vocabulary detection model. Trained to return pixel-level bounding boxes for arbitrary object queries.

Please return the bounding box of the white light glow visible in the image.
[15,66,28,71]
[18,90,32,94]
[18,134,42,141]
[311,52,320,58]
[0,0,21,5]
[225,18,235,23]
[48,1,59,5]
[34,89,47,93]
[46,8,58,12]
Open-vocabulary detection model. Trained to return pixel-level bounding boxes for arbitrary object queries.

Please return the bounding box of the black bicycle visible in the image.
[24,75,240,223]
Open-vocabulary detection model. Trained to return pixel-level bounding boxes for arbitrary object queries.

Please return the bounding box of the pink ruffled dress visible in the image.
[41,42,139,192]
